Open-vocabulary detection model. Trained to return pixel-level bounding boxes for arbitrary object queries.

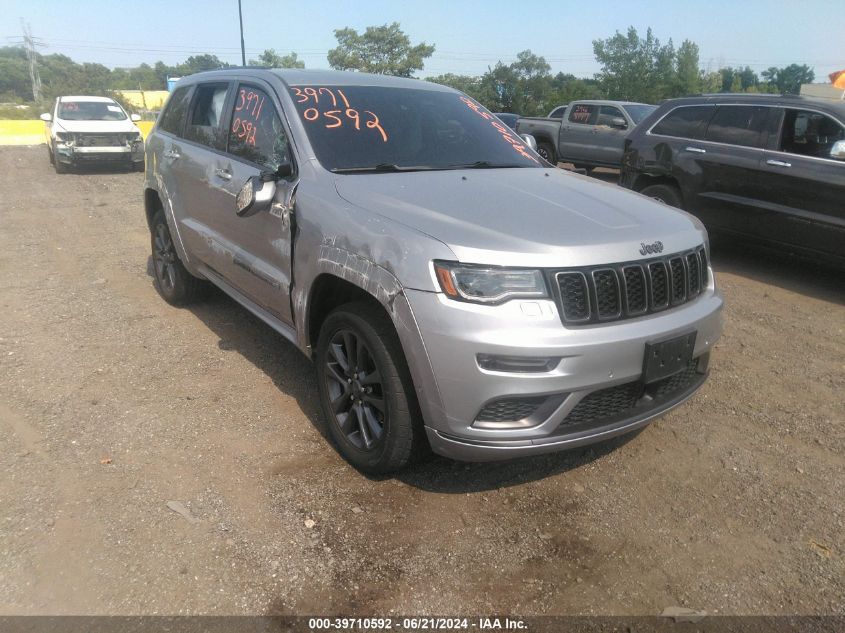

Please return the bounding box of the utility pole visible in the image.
[21,19,43,102]
[237,0,246,66]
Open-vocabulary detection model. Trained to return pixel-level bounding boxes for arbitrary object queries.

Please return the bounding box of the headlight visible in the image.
[434,261,548,304]
[56,132,73,144]
[128,132,142,142]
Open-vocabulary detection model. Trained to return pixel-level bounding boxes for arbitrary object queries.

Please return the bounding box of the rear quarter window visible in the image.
[651,105,714,140]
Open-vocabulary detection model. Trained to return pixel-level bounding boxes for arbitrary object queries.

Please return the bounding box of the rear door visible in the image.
[209,80,298,324]
[558,103,598,164]
[687,104,771,232]
[755,107,845,258]
[171,81,235,270]
[149,85,195,258]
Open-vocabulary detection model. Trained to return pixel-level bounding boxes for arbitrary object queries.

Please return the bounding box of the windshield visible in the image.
[58,101,127,121]
[287,85,541,172]
[622,104,656,125]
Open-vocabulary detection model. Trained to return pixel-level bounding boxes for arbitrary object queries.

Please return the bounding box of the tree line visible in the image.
[0,24,816,118]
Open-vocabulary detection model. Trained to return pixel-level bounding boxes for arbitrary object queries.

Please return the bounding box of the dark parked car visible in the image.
[620,94,845,267]
[493,112,519,131]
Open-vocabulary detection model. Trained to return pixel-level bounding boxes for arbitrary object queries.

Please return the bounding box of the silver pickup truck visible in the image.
[144,70,721,473]
[518,100,655,169]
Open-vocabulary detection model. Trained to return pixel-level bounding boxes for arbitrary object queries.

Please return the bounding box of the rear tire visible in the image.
[315,302,423,474]
[640,183,683,209]
[536,142,556,164]
[150,209,207,306]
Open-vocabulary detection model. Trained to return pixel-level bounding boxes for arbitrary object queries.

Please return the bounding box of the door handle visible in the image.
[766,159,791,168]
[685,146,706,154]
[163,149,180,160]
[214,168,232,180]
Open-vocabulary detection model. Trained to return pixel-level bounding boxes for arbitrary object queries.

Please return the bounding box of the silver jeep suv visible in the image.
[144,69,723,473]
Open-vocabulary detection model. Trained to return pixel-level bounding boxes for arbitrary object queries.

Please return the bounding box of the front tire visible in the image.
[640,183,683,209]
[150,210,207,305]
[536,142,556,164]
[316,302,422,474]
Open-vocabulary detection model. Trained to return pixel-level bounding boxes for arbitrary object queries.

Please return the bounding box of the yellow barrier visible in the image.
[0,120,46,145]
[0,119,156,145]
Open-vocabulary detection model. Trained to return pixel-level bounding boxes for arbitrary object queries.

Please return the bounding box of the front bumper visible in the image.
[55,143,144,165]
[404,281,723,461]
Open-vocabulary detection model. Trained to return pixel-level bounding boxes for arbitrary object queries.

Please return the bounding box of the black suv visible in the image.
[620,94,845,266]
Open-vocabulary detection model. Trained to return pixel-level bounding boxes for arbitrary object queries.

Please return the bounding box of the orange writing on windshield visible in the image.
[291,87,388,143]
[460,96,539,163]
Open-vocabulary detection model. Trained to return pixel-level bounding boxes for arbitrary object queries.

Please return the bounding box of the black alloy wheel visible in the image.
[324,328,386,451]
[315,303,422,473]
[149,209,207,305]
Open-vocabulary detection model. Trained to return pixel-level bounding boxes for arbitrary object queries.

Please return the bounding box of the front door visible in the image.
[209,81,297,325]
[593,104,630,166]
[755,107,845,259]
[558,103,598,164]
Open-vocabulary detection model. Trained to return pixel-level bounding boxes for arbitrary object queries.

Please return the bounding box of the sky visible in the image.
[3,0,845,80]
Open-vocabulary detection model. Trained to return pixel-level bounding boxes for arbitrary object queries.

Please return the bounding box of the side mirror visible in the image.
[830,140,845,161]
[236,176,276,217]
[40,113,52,122]
[611,117,628,129]
[520,134,538,151]
[130,113,142,122]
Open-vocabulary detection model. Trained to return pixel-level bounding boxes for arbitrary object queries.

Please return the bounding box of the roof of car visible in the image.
[570,100,653,107]
[661,93,845,115]
[59,95,117,102]
[178,68,456,91]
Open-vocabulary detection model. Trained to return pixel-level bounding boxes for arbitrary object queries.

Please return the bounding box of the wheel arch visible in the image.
[306,273,394,352]
[144,187,163,232]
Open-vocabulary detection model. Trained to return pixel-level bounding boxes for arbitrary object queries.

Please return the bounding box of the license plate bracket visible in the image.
[643,331,697,384]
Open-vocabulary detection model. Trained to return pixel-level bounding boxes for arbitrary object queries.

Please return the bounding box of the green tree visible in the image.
[327,22,435,77]
[175,54,228,76]
[0,47,32,101]
[249,49,305,68]
[762,63,815,94]
[673,40,701,97]
[592,26,677,103]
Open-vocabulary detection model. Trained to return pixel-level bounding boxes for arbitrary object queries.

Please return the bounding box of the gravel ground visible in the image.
[0,146,842,616]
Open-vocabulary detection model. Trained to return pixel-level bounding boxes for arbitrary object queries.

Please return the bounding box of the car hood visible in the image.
[55,119,139,134]
[334,168,706,268]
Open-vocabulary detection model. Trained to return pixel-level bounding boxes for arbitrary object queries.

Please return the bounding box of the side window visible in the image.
[158,86,192,136]
[568,104,597,125]
[184,83,230,149]
[549,106,566,119]
[597,105,625,127]
[651,105,714,140]
[227,85,291,171]
[779,109,845,159]
[704,105,769,148]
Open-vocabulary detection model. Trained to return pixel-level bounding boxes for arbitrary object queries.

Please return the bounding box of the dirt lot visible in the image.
[0,145,842,616]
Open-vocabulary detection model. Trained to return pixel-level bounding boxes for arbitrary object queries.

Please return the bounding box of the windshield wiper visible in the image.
[447,161,533,169]
[331,163,441,174]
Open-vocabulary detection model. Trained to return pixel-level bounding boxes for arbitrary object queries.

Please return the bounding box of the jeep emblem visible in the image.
[639,241,664,256]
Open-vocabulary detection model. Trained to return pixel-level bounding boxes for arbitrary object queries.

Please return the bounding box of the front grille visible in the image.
[476,396,546,423]
[77,134,125,147]
[554,247,708,325]
[560,358,701,428]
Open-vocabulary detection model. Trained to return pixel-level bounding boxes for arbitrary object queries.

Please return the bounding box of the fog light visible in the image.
[477,354,561,373]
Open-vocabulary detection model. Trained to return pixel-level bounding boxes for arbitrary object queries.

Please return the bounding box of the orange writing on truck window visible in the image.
[290,86,388,143]
[459,96,539,163]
